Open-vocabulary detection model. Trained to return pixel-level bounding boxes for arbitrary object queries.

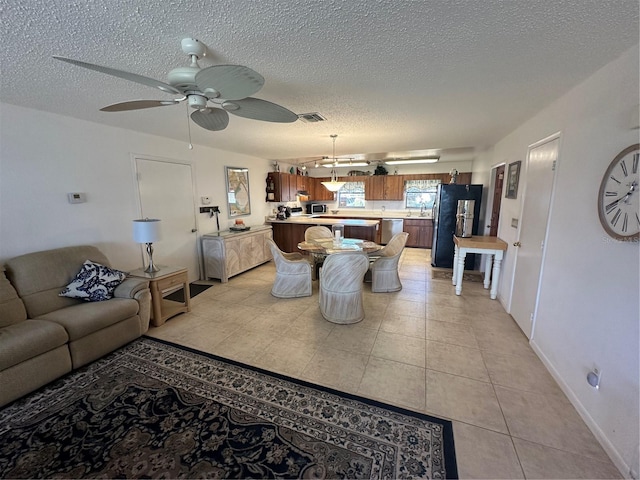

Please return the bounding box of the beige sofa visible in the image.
[0,245,151,407]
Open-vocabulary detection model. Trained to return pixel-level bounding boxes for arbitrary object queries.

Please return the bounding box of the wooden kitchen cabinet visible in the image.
[312,177,336,201]
[384,175,404,200]
[403,218,433,249]
[365,175,405,200]
[271,223,312,253]
[271,220,378,253]
[365,176,384,200]
[265,172,305,202]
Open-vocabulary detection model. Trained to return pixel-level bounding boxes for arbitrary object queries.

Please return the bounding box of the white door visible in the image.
[135,157,200,282]
[510,135,559,338]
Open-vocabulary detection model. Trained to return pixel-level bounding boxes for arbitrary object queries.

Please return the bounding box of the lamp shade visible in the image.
[321,180,346,192]
[133,219,161,243]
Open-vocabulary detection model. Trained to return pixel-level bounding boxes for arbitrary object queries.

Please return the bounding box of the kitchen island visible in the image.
[266,217,380,253]
[316,213,433,248]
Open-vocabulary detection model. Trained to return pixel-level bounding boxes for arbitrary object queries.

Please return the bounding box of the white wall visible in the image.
[0,103,272,270]
[473,44,640,477]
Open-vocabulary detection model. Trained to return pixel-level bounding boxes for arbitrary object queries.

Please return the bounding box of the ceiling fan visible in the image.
[53,38,298,132]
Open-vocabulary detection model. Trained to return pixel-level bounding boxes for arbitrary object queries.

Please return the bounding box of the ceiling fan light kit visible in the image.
[53,38,298,135]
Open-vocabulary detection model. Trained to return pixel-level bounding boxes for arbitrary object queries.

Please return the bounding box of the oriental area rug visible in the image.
[0,337,458,479]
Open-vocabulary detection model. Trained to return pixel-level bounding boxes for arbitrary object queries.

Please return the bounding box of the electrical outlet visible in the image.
[201,196,211,205]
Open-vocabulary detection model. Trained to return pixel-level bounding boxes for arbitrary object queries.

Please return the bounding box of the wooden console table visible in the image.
[128,266,190,326]
[453,236,508,299]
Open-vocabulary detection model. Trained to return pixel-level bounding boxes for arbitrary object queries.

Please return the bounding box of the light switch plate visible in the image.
[511,218,518,228]
[67,192,86,204]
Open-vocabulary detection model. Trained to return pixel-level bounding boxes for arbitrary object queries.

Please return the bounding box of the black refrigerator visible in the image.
[431,184,483,269]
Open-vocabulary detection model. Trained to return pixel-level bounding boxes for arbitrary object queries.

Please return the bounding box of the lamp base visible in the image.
[144,264,160,273]
[144,242,160,273]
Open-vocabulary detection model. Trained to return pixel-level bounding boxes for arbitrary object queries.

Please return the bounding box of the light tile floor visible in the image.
[147,248,622,479]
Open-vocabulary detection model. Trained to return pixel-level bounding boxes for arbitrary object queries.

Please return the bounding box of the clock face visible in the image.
[598,144,640,240]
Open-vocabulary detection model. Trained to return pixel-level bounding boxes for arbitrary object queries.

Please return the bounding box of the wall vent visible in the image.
[298,112,327,123]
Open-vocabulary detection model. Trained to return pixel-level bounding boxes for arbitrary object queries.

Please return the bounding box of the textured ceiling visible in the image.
[1,0,638,163]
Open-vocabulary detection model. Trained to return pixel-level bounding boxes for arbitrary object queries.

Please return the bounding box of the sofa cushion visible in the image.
[59,260,126,302]
[36,298,139,341]
[0,268,27,328]
[5,245,111,318]
[0,319,69,371]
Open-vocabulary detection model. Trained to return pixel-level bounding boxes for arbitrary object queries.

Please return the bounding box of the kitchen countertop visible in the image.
[315,212,432,220]
[265,217,380,226]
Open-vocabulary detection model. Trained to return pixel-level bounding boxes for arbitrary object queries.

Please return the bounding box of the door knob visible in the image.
[191,228,198,233]
[513,241,521,247]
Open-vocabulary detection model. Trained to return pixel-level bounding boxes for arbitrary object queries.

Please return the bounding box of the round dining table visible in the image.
[298,237,383,280]
[297,237,383,255]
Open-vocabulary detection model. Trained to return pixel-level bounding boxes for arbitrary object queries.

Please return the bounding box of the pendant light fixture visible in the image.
[321,134,346,192]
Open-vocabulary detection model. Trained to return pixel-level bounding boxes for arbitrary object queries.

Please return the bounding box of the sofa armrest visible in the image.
[114,278,151,334]
[114,278,149,299]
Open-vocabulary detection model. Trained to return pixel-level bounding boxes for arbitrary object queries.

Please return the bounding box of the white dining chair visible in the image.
[304,226,333,241]
[319,252,369,324]
[368,232,409,292]
[304,226,333,279]
[266,238,312,298]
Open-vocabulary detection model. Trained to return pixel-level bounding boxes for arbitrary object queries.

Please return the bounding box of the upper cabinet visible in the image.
[266,171,473,202]
[265,172,299,202]
[265,172,280,202]
[365,175,404,200]
[383,175,404,200]
[313,177,336,201]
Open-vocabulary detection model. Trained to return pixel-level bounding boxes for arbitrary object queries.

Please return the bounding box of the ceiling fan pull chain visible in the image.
[186,103,193,150]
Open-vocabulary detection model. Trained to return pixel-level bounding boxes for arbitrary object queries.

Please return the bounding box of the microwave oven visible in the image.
[306,204,327,214]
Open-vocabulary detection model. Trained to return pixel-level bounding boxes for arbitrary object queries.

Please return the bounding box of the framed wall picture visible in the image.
[225,166,251,217]
[505,161,522,199]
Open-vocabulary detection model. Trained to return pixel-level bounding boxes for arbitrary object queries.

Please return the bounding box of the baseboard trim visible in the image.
[529,339,632,479]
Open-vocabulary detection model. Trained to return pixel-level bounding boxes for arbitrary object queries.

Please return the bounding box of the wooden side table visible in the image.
[128,266,190,326]
[452,236,508,299]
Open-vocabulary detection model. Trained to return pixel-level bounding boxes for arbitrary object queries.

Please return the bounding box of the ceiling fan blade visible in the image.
[195,65,264,101]
[100,98,185,112]
[223,98,298,123]
[53,56,183,95]
[191,108,230,131]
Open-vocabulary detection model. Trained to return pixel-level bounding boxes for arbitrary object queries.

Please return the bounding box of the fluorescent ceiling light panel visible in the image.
[322,162,370,168]
[384,157,439,165]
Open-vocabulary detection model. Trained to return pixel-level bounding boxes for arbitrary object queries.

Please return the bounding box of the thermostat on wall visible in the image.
[67,192,87,204]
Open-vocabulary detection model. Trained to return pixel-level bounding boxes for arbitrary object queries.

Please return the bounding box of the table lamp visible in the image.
[133,218,161,273]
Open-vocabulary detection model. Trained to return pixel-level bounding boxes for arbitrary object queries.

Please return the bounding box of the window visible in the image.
[405,179,441,209]
[338,181,365,208]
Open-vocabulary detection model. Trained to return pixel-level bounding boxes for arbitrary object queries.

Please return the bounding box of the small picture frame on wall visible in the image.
[225,166,251,217]
[505,161,521,199]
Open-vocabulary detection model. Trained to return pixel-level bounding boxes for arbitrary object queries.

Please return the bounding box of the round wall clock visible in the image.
[597,144,639,241]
